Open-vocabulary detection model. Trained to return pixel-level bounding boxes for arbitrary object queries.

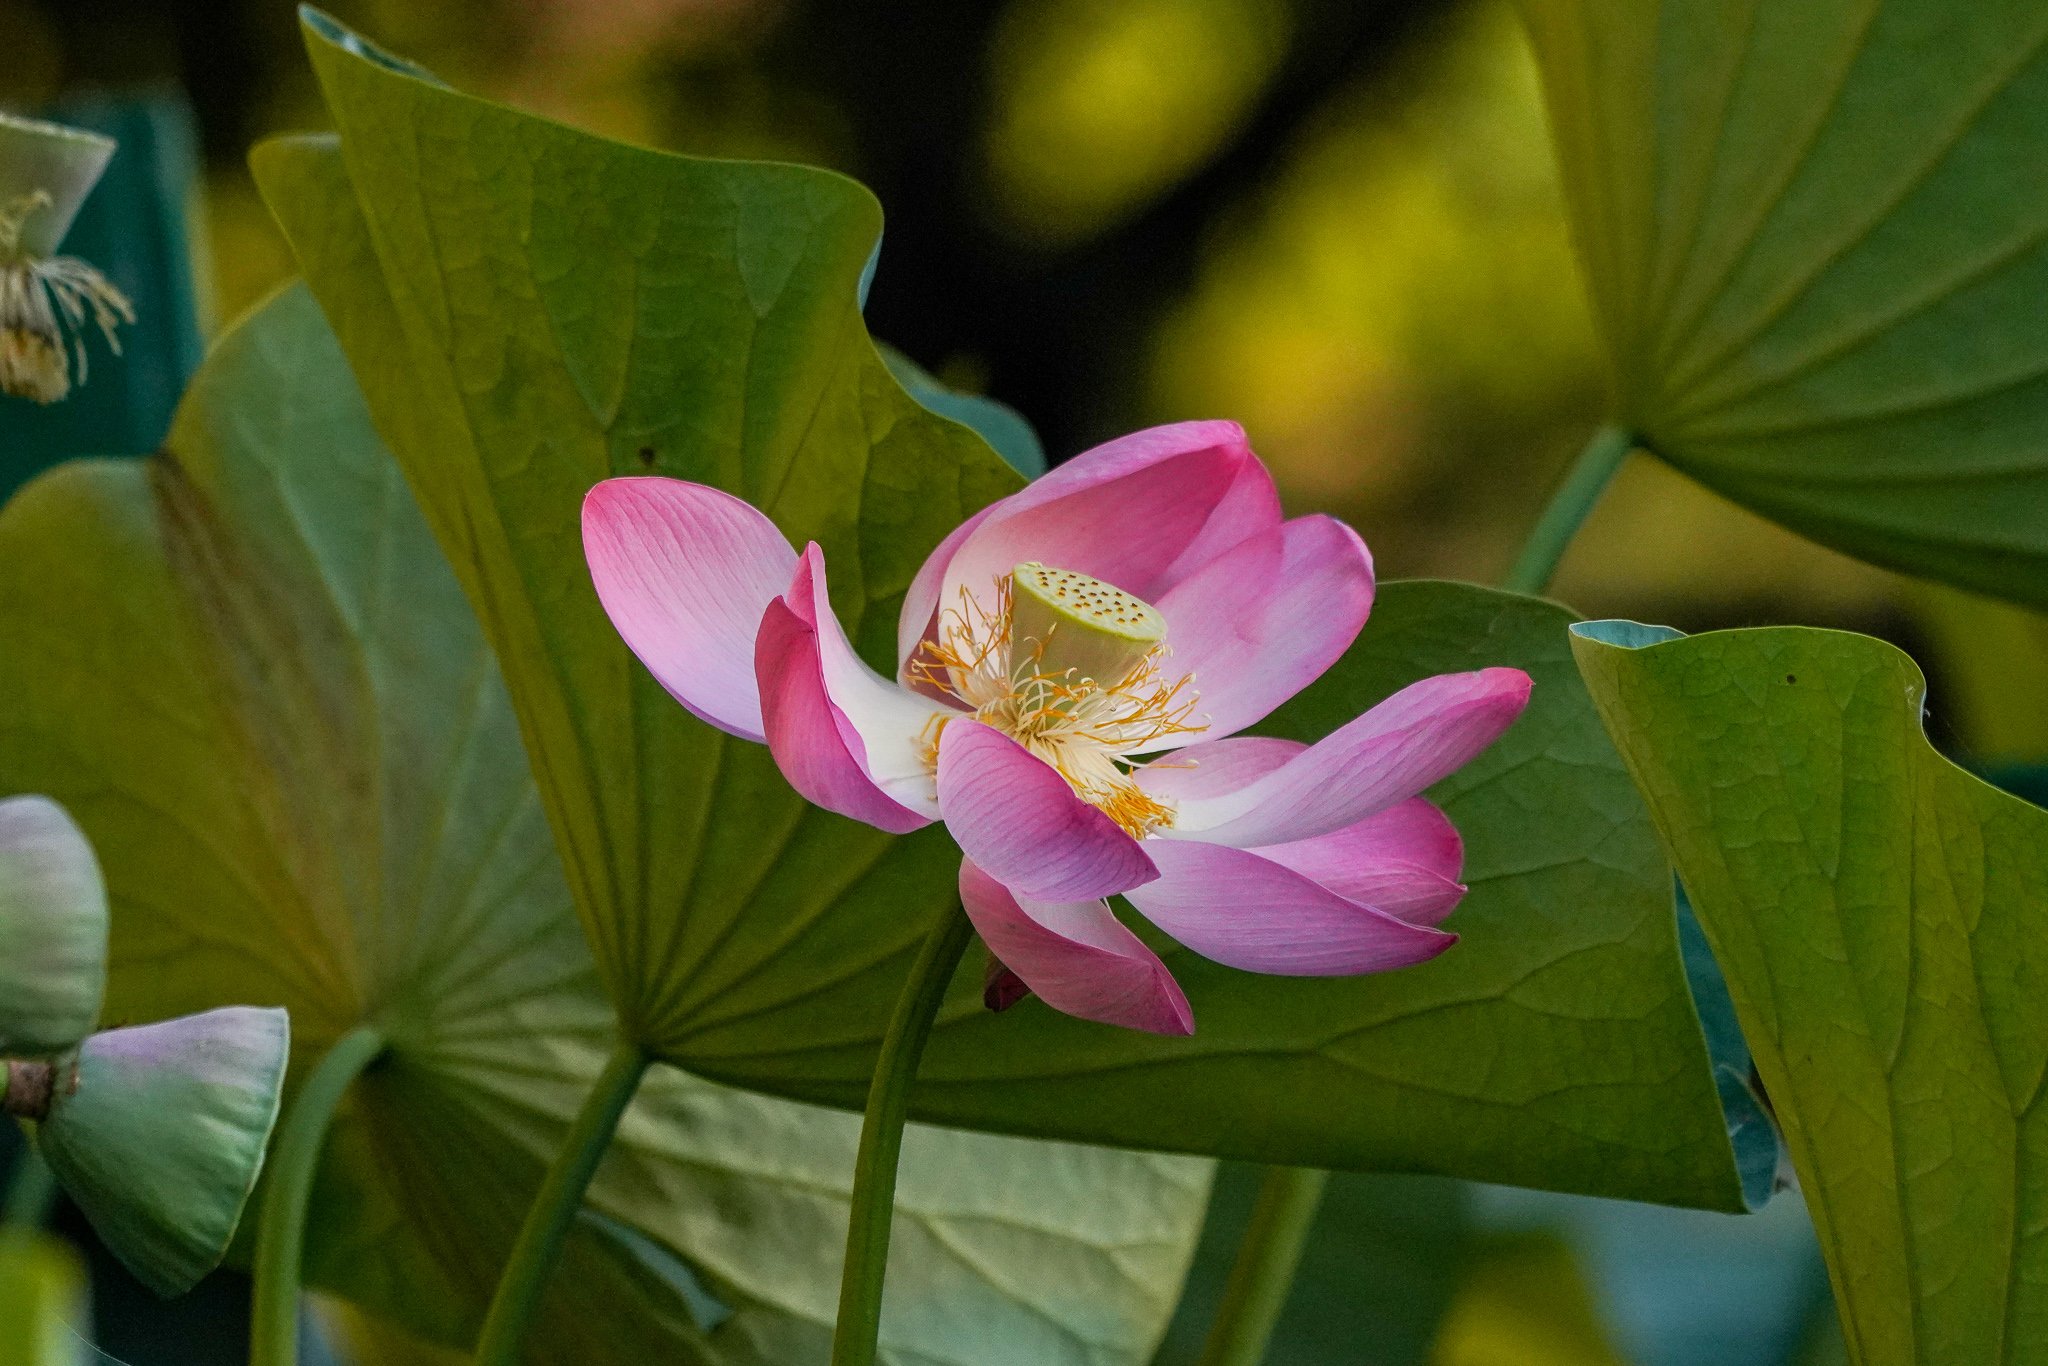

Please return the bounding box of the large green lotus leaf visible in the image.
[892,582,1766,1207]
[0,286,1207,1364]
[879,344,1047,480]
[267,18,1021,1049]
[253,16,1755,1208]
[1516,0,2048,607]
[1571,619,2048,1365]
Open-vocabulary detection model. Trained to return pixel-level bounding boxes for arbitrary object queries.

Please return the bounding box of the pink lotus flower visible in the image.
[583,422,1530,1035]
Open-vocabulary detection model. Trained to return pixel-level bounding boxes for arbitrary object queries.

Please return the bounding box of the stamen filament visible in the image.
[908,570,1206,838]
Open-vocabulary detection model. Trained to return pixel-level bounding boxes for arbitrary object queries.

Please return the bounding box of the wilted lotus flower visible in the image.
[0,113,135,403]
[584,423,1530,1034]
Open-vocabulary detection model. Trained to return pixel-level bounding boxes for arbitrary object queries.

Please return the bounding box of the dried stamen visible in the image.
[1,190,135,404]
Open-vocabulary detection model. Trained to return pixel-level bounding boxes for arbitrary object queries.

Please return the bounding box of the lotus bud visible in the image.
[0,796,108,1057]
[34,1006,290,1297]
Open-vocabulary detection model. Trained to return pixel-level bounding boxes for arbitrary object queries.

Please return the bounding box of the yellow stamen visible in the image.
[908,569,1205,839]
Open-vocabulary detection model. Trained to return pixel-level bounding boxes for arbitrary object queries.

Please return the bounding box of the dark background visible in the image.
[3,0,1959,628]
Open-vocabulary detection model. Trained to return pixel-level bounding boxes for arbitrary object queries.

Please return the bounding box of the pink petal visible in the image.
[1159,450,1283,586]
[1134,736,1304,802]
[783,546,951,819]
[1165,668,1533,848]
[930,422,1256,628]
[584,478,796,741]
[756,597,933,834]
[1252,799,1466,926]
[1127,840,1455,975]
[959,861,1193,1035]
[1152,516,1374,747]
[1142,750,1470,923]
[895,500,1003,678]
[935,720,1158,901]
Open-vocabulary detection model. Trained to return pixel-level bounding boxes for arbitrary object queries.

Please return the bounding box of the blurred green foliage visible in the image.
[1431,1235,1626,1366]
[5,0,2047,1361]
[1153,1168,1469,1366]
[0,0,1955,636]
[0,1228,88,1366]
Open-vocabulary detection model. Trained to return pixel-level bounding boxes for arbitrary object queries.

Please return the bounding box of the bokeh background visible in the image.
[7,0,2044,1360]
[0,0,1942,628]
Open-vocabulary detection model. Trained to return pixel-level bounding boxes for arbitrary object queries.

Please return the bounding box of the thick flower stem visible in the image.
[831,902,977,1366]
[1192,1166,1330,1366]
[471,1040,649,1366]
[250,1025,386,1366]
[1502,425,1637,597]
[2,1060,53,1120]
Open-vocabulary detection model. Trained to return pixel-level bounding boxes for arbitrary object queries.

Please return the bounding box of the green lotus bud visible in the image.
[0,795,108,1057]
[1008,561,1166,689]
[0,113,114,259]
[0,1232,88,1365]
[35,1006,290,1297]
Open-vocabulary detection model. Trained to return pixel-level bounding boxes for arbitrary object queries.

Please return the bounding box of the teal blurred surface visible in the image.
[1,92,207,503]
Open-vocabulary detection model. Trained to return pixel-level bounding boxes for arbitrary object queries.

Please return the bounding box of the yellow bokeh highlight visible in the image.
[1904,583,2048,762]
[1431,1234,1628,1366]
[1149,3,1598,518]
[984,0,1289,243]
[1147,2,1904,626]
[0,1231,89,1366]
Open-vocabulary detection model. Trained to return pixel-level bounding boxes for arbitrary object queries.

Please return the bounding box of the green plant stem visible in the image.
[1192,1167,1331,1366]
[1,1144,57,1230]
[472,1040,649,1366]
[831,902,977,1366]
[250,1025,386,1366]
[1502,424,1637,596]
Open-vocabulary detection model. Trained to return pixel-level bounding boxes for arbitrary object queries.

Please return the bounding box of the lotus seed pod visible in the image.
[37,1006,290,1298]
[0,113,133,403]
[0,1232,88,1365]
[0,113,115,258]
[0,796,108,1057]
[1008,562,1166,690]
